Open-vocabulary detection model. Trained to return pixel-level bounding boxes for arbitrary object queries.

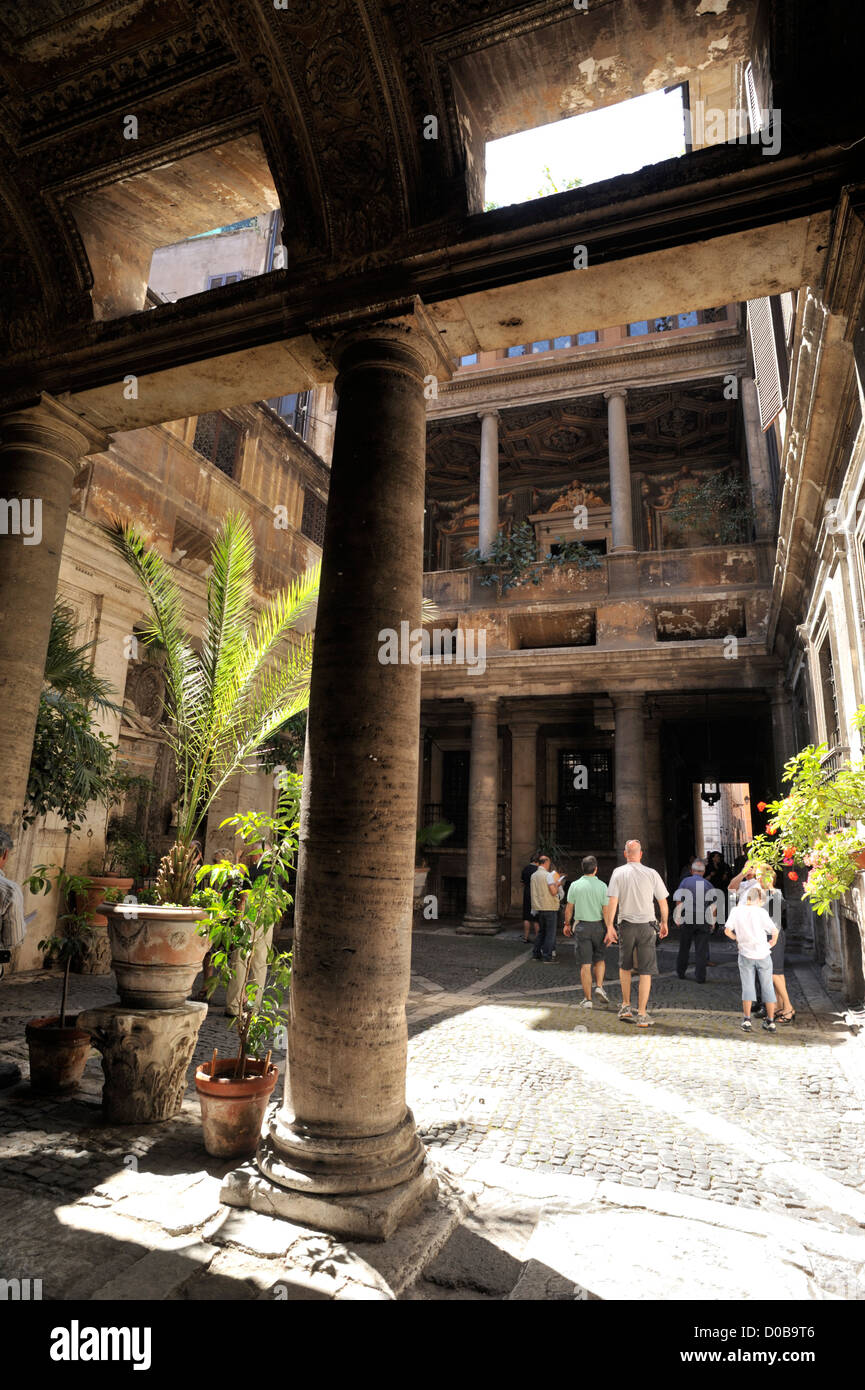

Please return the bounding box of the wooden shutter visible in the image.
[747,296,789,431]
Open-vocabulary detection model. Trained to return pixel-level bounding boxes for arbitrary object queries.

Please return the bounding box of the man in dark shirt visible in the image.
[674,858,721,983]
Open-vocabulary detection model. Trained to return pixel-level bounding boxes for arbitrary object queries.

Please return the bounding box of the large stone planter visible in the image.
[105,904,208,1009]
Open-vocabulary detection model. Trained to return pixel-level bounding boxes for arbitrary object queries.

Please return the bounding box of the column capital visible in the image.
[477,408,500,422]
[467,693,499,714]
[603,387,628,403]
[509,720,539,736]
[610,691,644,712]
[310,295,453,384]
[0,393,109,463]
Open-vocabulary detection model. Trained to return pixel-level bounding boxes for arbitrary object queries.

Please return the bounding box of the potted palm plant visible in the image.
[23,868,93,1092]
[101,514,318,1009]
[415,819,455,906]
[194,779,298,1157]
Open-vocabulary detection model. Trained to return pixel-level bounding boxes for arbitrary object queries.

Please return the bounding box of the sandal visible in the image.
[618,1005,634,1022]
[635,1013,654,1027]
[776,1010,796,1022]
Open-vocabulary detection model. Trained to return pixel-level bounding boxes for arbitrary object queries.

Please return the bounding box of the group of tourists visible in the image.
[520,838,793,1033]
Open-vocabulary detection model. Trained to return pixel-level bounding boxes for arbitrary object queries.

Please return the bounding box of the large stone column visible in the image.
[770,678,797,793]
[612,693,647,854]
[459,695,500,934]
[247,300,449,1236]
[0,396,108,838]
[604,389,635,554]
[478,409,500,556]
[510,721,538,913]
[644,716,666,879]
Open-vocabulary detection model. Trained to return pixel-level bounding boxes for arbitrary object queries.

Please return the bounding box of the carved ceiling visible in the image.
[426,382,740,497]
[0,0,850,382]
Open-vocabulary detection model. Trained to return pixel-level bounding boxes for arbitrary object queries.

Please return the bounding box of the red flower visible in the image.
[787,871,799,881]
[757,802,767,812]
[782,849,795,864]
[767,826,777,836]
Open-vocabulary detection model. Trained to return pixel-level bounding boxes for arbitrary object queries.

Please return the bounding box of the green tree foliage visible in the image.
[463,522,601,595]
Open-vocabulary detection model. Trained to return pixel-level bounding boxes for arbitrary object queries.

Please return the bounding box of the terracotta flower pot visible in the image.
[195,1058,279,1158]
[25,1015,91,1093]
[106,903,209,1009]
[850,849,865,871]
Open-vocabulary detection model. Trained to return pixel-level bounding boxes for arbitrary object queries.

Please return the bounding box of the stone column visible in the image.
[612,693,647,855]
[644,716,666,879]
[741,377,776,539]
[0,397,108,838]
[604,389,635,554]
[478,409,500,556]
[249,300,450,1235]
[459,695,500,934]
[510,721,538,913]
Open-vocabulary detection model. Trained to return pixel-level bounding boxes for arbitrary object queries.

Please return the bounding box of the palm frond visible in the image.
[44,604,120,711]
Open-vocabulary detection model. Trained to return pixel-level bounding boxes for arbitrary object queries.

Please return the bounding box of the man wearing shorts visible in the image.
[604,839,669,1027]
[563,855,610,1009]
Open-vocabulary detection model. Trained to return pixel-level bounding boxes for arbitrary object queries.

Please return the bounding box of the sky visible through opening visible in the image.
[484,87,687,209]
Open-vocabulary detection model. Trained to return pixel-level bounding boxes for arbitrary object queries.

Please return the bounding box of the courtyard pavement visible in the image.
[1,924,865,1301]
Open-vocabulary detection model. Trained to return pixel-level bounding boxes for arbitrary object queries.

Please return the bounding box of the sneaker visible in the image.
[740,1017,752,1031]
[635,1013,654,1027]
[762,1019,777,1033]
[541,956,554,963]
[618,1005,634,1022]
[551,950,557,959]
[578,998,593,1009]
[752,1005,766,1018]
[593,985,610,1003]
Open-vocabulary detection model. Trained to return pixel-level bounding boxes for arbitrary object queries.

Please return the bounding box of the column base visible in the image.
[259,1105,426,1196]
[79,1000,207,1123]
[221,1156,437,1243]
[457,916,500,936]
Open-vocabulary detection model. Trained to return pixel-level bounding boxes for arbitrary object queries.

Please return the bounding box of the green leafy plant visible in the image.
[196,774,299,1078]
[24,604,125,831]
[25,866,94,1027]
[102,817,151,879]
[463,522,601,595]
[665,471,756,545]
[416,819,454,866]
[747,706,865,915]
[106,513,319,906]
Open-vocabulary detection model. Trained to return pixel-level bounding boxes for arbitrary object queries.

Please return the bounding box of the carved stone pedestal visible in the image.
[78,1001,207,1123]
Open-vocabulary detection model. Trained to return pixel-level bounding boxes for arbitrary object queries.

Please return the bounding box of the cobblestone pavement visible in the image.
[1,924,865,1299]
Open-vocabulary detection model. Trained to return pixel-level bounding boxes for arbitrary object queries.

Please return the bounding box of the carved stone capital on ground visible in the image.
[78,1000,207,1124]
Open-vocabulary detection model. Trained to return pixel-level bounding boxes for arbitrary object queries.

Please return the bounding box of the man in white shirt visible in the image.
[603,839,668,1027]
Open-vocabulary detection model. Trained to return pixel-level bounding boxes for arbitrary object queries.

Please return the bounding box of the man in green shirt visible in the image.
[564,856,611,1008]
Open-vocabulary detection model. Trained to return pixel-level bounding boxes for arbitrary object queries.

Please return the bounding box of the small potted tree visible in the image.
[193,779,298,1158]
[24,868,93,1092]
[101,514,318,1009]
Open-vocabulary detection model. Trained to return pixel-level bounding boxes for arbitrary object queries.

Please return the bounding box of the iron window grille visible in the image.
[192,411,242,478]
[301,490,327,547]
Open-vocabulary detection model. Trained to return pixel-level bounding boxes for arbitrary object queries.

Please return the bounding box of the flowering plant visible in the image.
[747,707,865,915]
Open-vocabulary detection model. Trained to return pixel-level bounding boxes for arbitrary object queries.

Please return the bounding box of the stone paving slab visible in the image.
[1,933,865,1299]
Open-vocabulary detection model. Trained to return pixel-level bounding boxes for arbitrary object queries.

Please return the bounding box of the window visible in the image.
[531,340,551,353]
[554,749,613,849]
[576,330,598,345]
[192,412,242,478]
[818,636,842,749]
[301,490,327,547]
[676,310,699,328]
[506,344,526,357]
[459,353,478,366]
[207,273,243,289]
[266,391,310,441]
[628,320,650,336]
[747,296,790,430]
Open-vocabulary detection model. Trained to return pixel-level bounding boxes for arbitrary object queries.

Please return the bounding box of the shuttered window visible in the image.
[192,412,242,478]
[747,296,789,431]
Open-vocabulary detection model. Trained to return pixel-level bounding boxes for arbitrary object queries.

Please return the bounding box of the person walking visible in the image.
[563,855,610,1008]
[530,854,560,963]
[520,854,540,945]
[604,839,669,1027]
[728,862,784,1017]
[724,879,779,1032]
[673,858,718,983]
